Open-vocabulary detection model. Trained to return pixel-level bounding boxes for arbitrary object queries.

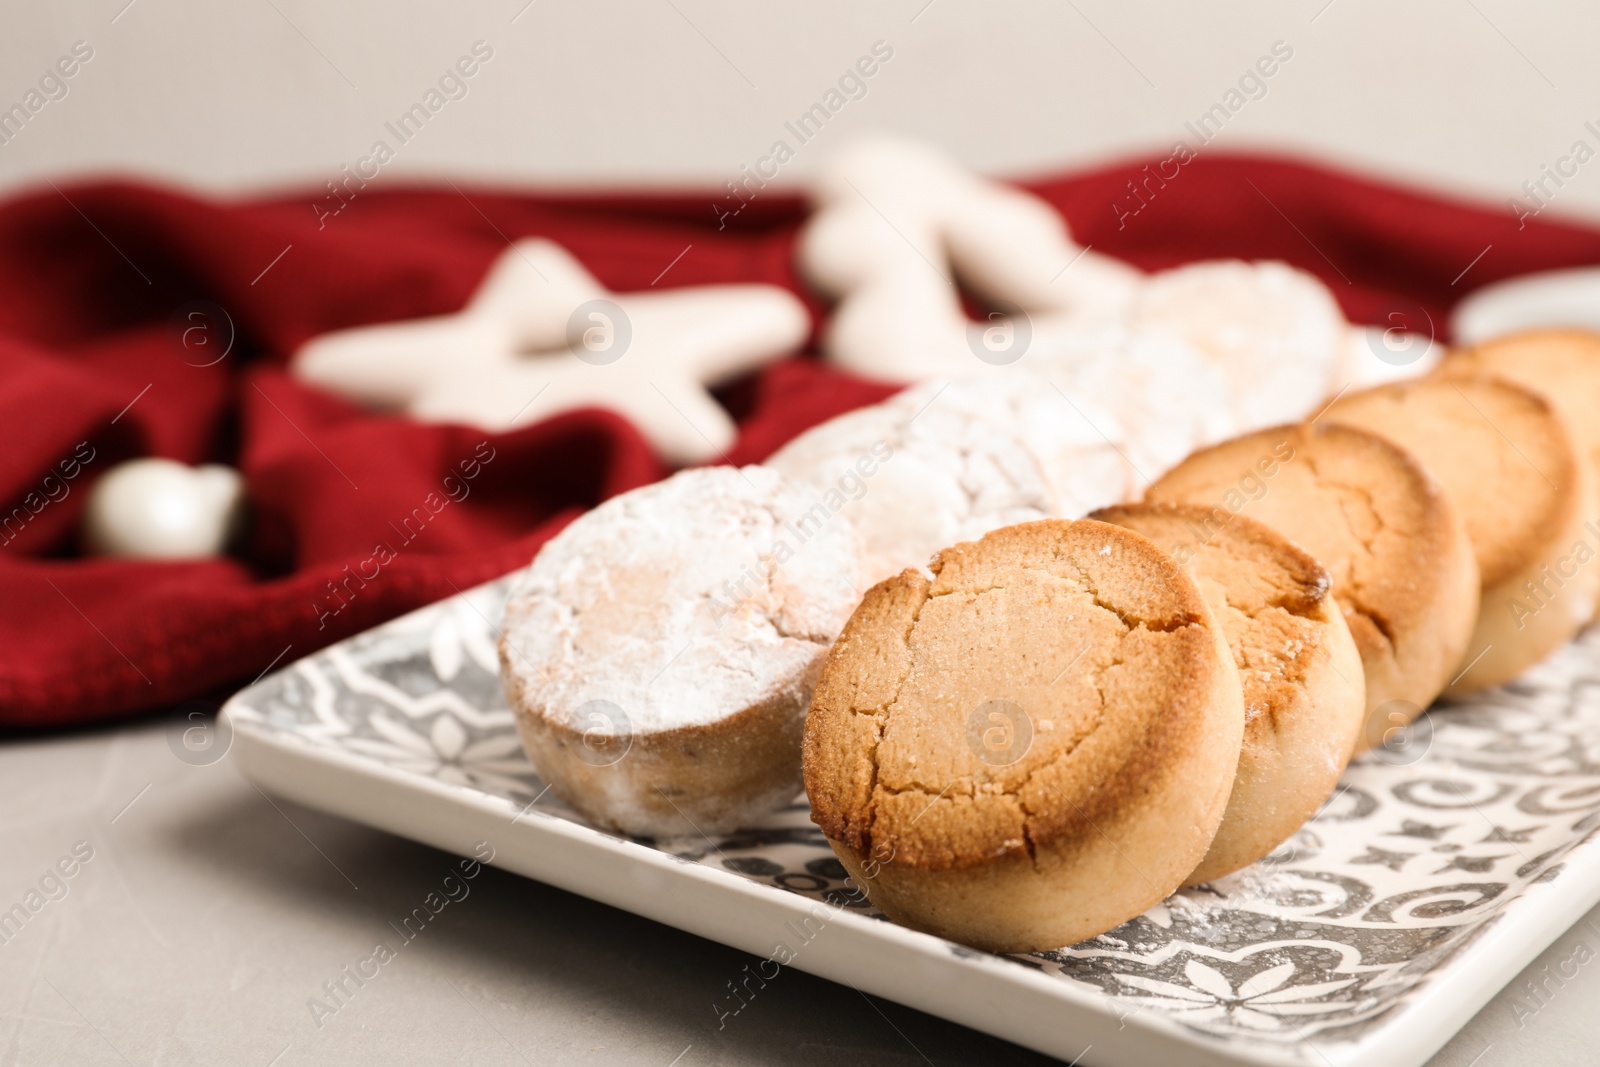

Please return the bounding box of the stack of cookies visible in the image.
[498,327,1600,954]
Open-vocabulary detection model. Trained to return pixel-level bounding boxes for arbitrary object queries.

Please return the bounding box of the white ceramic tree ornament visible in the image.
[797,136,1143,381]
[798,140,1403,438]
[293,239,809,465]
[82,458,245,559]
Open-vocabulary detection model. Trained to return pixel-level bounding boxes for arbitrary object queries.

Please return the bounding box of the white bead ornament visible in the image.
[294,239,809,466]
[82,458,245,559]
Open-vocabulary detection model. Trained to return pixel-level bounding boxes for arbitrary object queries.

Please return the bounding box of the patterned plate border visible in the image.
[223,578,1600,1067]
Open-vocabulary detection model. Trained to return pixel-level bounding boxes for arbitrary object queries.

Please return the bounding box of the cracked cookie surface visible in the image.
[1450,330,1600,626]
[803,518,1244,952]
[1450,330,1600,513]
[1325,376,1599,692]
[1147,421,1478,748]
[1327,377,1575,586]
[1094,503,1364,884]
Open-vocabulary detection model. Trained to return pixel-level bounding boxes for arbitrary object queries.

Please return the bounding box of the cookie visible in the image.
[1451,327,1600,428]
[1036,322,1236,490]
[886,372,1132,518]
[1092,503,1364,883]
[803,519,1245,952]
[1131,260,1346,434]
[1449,330,1600,576]
[499,465,862,838]
[766,402,1054,582]
[1325,376,1600,691]
[1147,422,1479,749]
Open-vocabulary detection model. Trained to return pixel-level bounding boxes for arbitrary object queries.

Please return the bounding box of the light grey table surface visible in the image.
[0,717,1593,1067]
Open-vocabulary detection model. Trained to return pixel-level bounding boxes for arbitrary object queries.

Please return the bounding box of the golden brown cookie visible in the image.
[802,519,1244,953]
[1448,329,1600,619]
[1324,377,1599,691]
[1147,422,1478,749]
[1449,330,1600,473]
[1092,503,1364,884]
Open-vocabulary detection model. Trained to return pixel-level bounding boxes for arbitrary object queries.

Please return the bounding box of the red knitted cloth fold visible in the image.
[3,154,1595,726]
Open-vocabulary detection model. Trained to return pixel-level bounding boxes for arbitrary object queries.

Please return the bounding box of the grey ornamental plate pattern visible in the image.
[225,576,1600,1057]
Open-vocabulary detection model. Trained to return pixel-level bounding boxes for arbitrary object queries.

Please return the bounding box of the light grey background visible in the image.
[1,0,1598,224]
[4,2,1600,1064]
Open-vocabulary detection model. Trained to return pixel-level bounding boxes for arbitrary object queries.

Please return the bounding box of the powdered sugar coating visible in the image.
[1131,260,1346,433]
[500,466,862,735]
[1036,323,1236,490]
[887,372,1132,519]
[766,402,1055,582]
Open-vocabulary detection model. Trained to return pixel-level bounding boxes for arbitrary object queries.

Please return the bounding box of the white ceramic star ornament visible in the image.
[293,239,809,465]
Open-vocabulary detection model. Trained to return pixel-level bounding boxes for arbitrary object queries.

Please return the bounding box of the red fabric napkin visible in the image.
[3,153,1598,727]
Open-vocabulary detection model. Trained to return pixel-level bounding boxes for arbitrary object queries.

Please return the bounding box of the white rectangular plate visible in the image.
[223,578,1600,1067]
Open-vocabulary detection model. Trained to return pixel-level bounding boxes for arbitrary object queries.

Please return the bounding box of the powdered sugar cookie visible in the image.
[498,465,862,838]
[766,402,1054,582]
[886,372,1132,518]
[1131,260,1346,432]
[1037,322,1236,491]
